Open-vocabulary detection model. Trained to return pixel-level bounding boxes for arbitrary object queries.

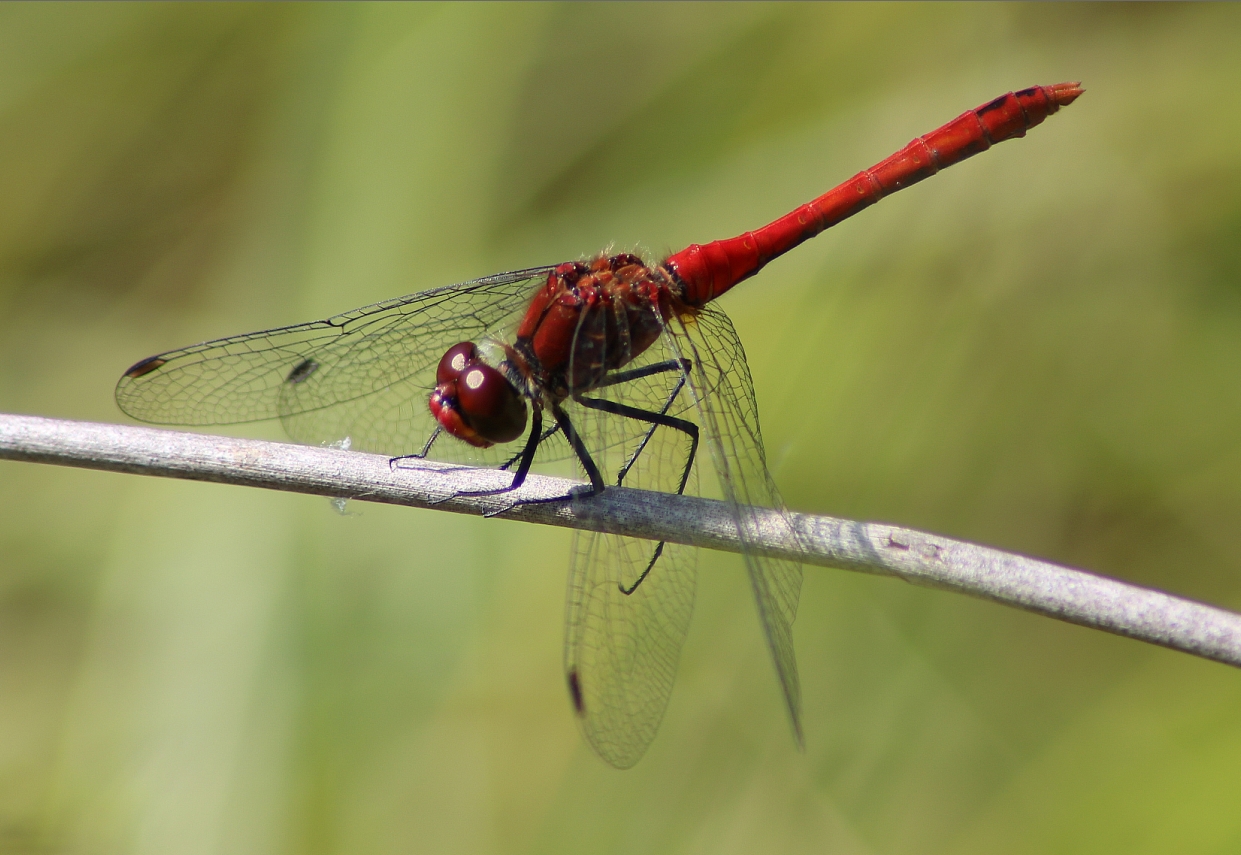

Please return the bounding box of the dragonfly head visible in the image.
[429,341,527,448]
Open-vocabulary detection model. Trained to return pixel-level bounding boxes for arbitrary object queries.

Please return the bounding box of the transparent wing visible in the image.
[564,532,696,769]
[560,298,802,766]
[668,304,804,746]
[561,313,703,768]
[115,267,556,459]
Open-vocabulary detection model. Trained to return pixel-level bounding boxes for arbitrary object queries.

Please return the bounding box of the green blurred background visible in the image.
[2,3,1240,853]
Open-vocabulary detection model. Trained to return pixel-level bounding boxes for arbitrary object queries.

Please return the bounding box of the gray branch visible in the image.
[3,412,1240,669]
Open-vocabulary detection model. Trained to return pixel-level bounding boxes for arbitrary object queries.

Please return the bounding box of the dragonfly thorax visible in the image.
[513,253,687,396]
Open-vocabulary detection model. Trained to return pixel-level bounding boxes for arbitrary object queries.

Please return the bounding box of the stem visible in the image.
[3,412,1239,669]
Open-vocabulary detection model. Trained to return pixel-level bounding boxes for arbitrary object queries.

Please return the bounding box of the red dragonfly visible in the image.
[116,83,1082,768]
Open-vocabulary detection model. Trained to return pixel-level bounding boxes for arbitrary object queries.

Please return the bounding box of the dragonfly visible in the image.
[116,82,1082,768]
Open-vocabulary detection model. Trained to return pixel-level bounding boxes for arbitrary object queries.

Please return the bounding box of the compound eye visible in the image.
[437,342,477,385]
[456,363,527,444]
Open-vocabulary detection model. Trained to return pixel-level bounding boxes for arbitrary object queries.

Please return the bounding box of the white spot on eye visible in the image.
[465,369,485,389]
[451,353,467,372]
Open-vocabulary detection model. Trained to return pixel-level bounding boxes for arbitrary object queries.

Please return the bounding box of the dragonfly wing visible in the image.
[564,531,696,769]
[667,303,804,745]
[115,267,555,459]
[560,324,703,767]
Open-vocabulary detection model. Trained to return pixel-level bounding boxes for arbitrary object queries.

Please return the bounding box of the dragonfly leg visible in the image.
[550,403,607,495]
[391,420,560,480]
[574,393,699,494]
[391,427,484,488]
[590,358,692,391]
[478,405,605,517]
[573,392,699,596]
[390,427,495,491]
[497,422,561,472]
[389,426,443,470]
[617,541,668,596]
[452,407,546,499]
[588,357,695,487]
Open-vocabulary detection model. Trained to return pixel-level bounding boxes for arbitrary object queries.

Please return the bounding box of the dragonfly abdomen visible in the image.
[665,82,1084,306]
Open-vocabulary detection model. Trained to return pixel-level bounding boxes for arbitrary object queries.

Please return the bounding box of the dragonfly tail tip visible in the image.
[1048,81,1085,107]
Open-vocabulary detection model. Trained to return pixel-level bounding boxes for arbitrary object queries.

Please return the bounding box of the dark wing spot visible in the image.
[567,669,585,716]
[285,358,319,384]
[123,356,167,379]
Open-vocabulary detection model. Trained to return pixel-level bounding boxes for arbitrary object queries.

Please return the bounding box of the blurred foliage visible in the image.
[1,3,1240,853]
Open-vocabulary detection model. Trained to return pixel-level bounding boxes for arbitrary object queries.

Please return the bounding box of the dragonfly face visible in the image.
[428,341,528,448]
